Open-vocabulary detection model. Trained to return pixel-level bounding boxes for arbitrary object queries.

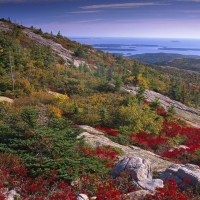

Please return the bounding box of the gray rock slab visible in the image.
[161,163,200,190]
[125,190,153,200]
[77,130,172,173]
[160,173,182,185]
[177,165,200,187]
[22,29,73,65]
[111,157,152,181]
[138,179,163,191]
[165,164,181,174]
[111,157,130,178]
[77,194,89,200]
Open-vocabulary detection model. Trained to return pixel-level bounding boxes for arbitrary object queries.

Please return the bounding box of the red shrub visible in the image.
[77,145,118,168]
[130,132,166,151]
[156,107,168,116]
[95,126,119,136]
[96,182,122,200]
[146,179,192,200]
[142,99,151,105]
[0,166,76,199]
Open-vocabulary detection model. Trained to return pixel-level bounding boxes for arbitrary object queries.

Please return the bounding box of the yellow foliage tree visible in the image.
[116,103,163,135]
[15,78,34,96]
[136,74,149,89]
[46,104,62,119]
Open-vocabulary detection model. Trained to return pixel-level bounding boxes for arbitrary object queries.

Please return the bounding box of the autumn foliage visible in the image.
[0,19,200,199]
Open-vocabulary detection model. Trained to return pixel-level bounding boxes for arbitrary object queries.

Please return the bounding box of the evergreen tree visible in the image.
[107,66,113,81]
[57,31,61,37]
[150,97,161,109]
[115,76,124,91]
[21,108,38,129]
[169,79,183,102]
[132,61,140,76]
[99,107,109,126]
[74,46,85,58]
[136,86,146,106]
[167,105,176,116]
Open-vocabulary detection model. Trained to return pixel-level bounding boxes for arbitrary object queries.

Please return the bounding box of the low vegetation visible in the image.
[0,18,200,199]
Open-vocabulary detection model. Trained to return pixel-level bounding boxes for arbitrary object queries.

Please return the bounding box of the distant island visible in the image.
[70,37,102,39]
[95,47,136,51]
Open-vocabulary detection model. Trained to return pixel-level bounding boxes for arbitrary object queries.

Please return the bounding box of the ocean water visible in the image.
[69,37,200,57]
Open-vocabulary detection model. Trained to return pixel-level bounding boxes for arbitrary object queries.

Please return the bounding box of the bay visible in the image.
[69,37,200,57]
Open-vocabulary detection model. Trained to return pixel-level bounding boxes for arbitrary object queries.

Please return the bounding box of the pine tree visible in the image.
[136,86,146,106]
[99,107,109,126]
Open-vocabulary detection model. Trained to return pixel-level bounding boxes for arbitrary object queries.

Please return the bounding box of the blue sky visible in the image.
[0,0,200,38]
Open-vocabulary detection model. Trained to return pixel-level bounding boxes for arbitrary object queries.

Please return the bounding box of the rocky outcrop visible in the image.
[123,86,200,128]
[0,188,20,200]
[0,96,14,103]
[137,179,163,191]
[0,21,12,33]
[0,21,90,68]
[169,145,189,152]
[77,194,89,200]
[22,29,90,68]
[22,29,73,65]
[161,164,200,190]
[77,125,172,172]
[111,157,163,192]
[125,190,152,199]
[73,59,86,68]
[111,157,152,181]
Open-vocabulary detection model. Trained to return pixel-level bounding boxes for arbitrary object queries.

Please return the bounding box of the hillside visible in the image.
[1,19,200,107]
[128,53,200,64]
[0,19,200,199]
[124,86,200,128]
[159,57,200,73]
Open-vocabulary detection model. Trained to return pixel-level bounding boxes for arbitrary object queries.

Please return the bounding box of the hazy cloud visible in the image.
[67,10,102,14]
[178,9,200,13]
[80,2,167,10]
[68,19,102,23]
[115,17,200,25]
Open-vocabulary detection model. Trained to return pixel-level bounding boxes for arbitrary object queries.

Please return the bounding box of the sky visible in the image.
[0,0,200,38]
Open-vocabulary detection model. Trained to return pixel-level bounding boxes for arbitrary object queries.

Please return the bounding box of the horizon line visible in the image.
[68,36,200,40]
